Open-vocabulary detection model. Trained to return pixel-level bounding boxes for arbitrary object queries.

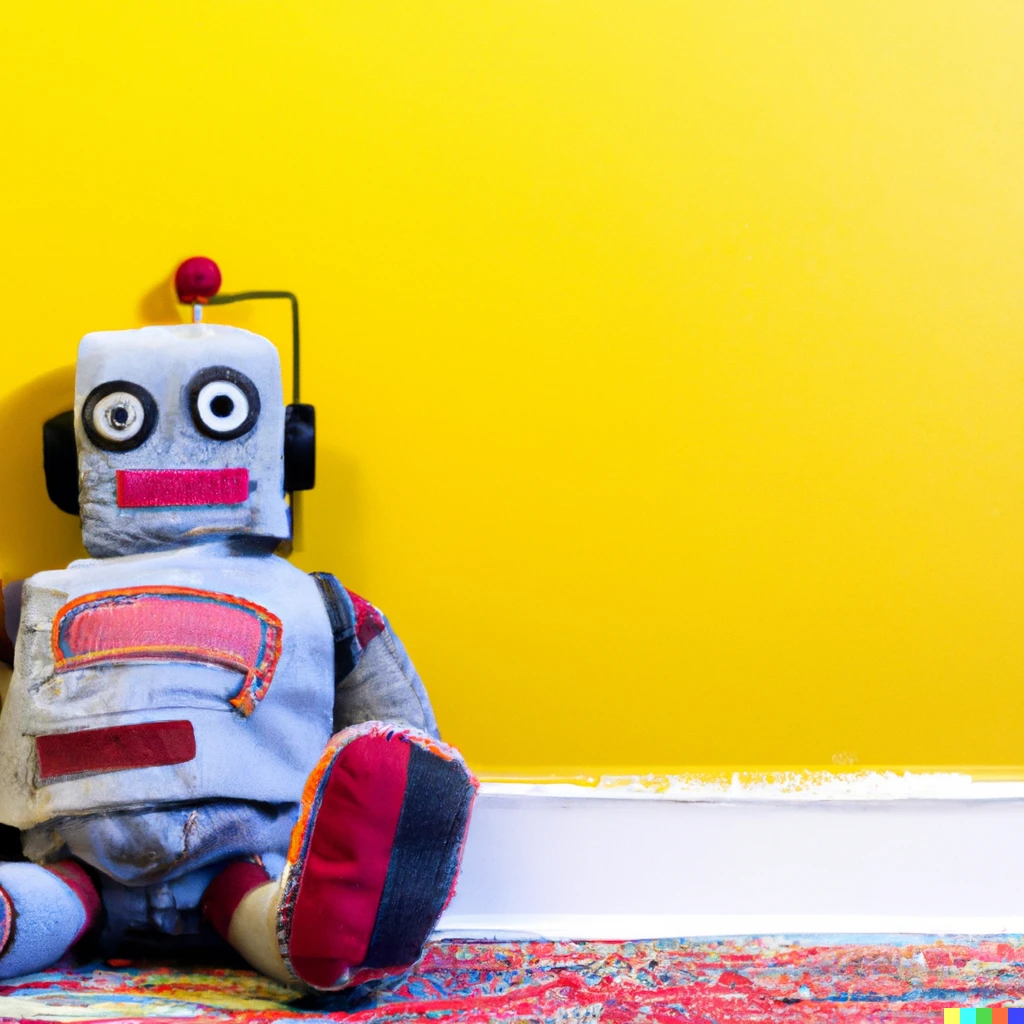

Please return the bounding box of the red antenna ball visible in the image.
[175,257,222,304]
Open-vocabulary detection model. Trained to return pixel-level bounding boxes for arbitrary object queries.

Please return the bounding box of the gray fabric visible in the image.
[0,539,334,832]
[334,625,440,739]
[22,800,297,887]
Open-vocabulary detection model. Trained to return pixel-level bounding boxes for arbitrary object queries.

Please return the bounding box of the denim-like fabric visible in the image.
[0,541,335,833]
[334,626,439,739]
[1,543,440,951]
[362,742,474,967]
[100,864,223,940]
[22,800,297,887]
[98,855,287,946]
[98,856,287,943]
[312,573,439,739]
[0,862,87,979]
[20,801,294,943]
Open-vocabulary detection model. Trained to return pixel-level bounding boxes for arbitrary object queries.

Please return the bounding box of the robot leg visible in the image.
[202,722,476,991]
[0,861,100,979]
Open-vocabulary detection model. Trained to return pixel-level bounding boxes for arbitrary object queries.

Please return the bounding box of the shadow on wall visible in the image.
[138,275,182,326]
[0,367,86,581]
[293,440,365,577]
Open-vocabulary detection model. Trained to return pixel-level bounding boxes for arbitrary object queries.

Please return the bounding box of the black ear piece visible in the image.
[43,410,80,515]
[284,403,315,491]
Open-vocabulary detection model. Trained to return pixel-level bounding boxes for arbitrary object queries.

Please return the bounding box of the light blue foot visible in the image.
[0,863,92,979]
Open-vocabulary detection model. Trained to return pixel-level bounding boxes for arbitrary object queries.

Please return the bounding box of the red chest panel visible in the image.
[51,587,283,716]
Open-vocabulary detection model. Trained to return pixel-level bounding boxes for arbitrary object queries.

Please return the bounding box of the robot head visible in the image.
[69,324,291,557]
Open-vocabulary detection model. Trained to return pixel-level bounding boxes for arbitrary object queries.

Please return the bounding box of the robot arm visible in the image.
[0,582,16,712]
[311,573,440,739]
[0,586,20,863]
[0,584,14,673]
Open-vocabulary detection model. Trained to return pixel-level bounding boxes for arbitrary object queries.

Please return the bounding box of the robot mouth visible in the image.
[116,469,250,508]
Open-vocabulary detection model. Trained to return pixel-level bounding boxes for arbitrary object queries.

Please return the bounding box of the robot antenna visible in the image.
[174,257,302,404]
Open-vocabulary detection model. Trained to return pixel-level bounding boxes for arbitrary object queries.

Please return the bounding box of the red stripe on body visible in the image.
[36,720,196,779]
[116,468,249,508]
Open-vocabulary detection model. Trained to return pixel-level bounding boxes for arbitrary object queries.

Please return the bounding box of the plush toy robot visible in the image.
[0,289,476,991]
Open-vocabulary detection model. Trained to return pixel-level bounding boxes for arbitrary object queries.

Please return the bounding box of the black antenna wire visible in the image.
[202,291,301,403]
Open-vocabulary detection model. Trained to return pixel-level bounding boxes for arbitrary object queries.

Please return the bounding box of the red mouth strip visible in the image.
[116,469,249,508]
[36,720,196,780]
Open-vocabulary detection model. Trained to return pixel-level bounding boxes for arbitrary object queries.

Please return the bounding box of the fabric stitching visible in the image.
[50,587,282,717]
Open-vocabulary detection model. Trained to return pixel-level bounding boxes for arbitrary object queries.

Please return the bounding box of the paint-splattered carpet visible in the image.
[0,937,1019,1022]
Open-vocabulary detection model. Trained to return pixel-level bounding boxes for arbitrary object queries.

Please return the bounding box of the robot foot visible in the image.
[0,861,100,980]
[203,722,477,991]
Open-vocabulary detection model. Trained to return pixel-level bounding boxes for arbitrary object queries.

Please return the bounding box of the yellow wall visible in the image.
[2,2,1024,777]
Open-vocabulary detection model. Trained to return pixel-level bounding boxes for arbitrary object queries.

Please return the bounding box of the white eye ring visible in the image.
[92,391,146,442]
[195,380,250,435]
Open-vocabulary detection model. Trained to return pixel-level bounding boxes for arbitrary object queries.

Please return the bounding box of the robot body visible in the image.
[0,541,333,881]
[0,324,474,989]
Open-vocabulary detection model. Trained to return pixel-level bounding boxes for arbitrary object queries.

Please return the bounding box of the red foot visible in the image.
[278,723,476,991]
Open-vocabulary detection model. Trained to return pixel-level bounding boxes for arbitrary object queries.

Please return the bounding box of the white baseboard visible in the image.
[434,776,1024,940]
[434,915,1024,941]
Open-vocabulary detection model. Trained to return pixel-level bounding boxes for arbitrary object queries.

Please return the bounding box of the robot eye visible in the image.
[82,381,158,451]
[188,367,261,440]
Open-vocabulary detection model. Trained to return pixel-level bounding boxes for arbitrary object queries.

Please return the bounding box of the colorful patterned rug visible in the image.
[0,937,1020,1022]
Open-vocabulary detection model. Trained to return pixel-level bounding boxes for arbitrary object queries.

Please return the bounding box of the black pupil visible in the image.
[211,395,234,417]
[111,406,129,426]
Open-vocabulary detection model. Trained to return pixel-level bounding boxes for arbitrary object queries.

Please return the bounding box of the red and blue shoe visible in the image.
[276,722,477,991]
